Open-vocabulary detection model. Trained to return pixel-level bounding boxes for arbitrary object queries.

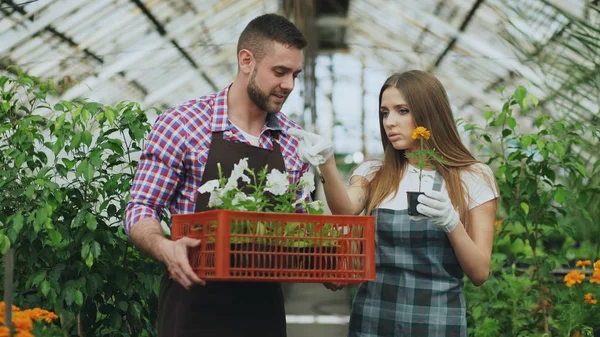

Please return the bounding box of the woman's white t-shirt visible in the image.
[351,161,498,211]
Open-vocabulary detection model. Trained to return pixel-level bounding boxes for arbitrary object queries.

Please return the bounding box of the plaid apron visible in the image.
[349,171,466,337]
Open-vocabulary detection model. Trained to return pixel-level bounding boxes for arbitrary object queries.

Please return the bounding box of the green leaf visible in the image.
[91,241,101,258]
[85,252,94,268]
[522,135,533,147]
[41,280,51,296]
[554,188,566,203]
[529,92,539,108]
[85,212,97,231]
[576,162,587,177]
[110,313,122,329]
[535,139,545,150]
[118,301,128,312]
[81,130,93,147]
[514,86,526,109]
[0,234,11,254]
[34,207,48,233]
[507,117,517,129]
[81,243,90,260]
[83,160,94,183]
[63,287,74,306]
[85,102,101,115]
[130,301,142,319]
[520,202,529,215]
[54,113,66,131]
[74,290,84,306]
[82,107,91,123]
[48,230,62,244]
[555,143,565,159]
[484,110,494,121]
[89,149,103,168]
[11,212,24,234]
[105,108,116,124]
[62,158,76,169]
[70,132,82,150]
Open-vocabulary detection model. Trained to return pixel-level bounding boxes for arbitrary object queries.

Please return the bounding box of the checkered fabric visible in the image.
[349,171,467,337]
[124,85,310,235]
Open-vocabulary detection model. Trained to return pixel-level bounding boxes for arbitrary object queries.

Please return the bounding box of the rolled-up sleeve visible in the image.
[124,109,189,235]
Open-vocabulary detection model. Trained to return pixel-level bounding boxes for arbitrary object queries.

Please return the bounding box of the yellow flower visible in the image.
[595,260,600,271]
[411,126,431,140]
[576,260,592,267]
[494,219,503,234]
[591,270,600,284]
[584,293,597,305]
[564,270,586,287]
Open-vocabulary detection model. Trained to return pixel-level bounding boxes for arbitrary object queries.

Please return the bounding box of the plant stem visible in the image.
[419,138,423,192]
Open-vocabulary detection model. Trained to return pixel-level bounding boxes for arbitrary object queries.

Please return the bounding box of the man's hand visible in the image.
[416,190,460,233]
[323,282,346,291]
[287,129,334,166]
[159,237,206,289]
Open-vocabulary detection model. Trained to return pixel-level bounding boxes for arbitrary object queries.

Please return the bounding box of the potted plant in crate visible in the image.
[193,158,341,273]
[404,126,447,216]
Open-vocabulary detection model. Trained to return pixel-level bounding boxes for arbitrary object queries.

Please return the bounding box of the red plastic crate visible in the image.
[170,210,376,283]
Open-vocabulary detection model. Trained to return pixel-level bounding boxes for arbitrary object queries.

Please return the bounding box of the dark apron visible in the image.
[157,131,288,337]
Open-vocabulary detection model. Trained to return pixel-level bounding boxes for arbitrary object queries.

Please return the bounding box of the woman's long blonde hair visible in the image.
[365,70,494,228]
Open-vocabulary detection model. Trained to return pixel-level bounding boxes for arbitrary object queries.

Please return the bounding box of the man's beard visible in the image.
[247,71,287,114]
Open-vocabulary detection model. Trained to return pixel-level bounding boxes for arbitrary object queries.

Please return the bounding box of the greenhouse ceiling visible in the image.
[0,0,598,155]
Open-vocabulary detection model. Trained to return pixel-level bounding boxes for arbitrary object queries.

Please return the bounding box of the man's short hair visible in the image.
[237,13,307,62]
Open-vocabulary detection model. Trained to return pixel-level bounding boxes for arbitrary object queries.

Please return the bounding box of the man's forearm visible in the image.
[129,217,169,264]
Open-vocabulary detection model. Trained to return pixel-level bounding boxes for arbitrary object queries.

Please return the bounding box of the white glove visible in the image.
[415,191,460,233]
[287,128,334,166]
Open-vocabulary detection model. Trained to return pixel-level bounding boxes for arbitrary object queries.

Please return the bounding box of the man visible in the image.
[124,13,309,337]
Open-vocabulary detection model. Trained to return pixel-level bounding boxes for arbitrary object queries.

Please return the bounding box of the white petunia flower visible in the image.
[306,200,323,210]
[265,169,289,196]
[198,179,220,194]
[299,171,316,193]
[232,192,255,205]
[224,158,251,192]
[208,190,224,207]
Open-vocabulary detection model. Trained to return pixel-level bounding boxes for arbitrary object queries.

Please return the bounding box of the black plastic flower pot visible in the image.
[407,191,425,216]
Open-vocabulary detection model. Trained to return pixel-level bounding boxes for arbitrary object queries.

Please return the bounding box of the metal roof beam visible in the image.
[130,0,217,91]
[431,0,485,69]
[1,0,149,97]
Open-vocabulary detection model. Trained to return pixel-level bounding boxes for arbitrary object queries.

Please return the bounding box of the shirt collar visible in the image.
[211,84,282,133]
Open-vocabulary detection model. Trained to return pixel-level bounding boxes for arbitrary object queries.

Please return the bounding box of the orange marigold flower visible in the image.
[0,326,10,337]
[0,302,20,313]
[12,312,33,332]
[411,126,431,140]
[15,331,34,337]
[564,270,586,287]
[591,270,600,284]
[595,260,600,271]
[576,260,592,267]
[584,293,598,305]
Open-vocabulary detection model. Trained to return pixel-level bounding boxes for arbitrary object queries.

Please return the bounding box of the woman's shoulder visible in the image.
[460,162,495,181]
[351,160,382,180]
[459,162,499,207]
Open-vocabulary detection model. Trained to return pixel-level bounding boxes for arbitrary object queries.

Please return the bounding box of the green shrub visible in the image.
[0,70,164,336]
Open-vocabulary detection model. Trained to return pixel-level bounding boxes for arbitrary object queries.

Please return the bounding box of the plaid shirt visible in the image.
[124,85,310,235]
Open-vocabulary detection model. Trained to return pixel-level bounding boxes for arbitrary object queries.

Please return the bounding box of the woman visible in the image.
[289,70,498,336]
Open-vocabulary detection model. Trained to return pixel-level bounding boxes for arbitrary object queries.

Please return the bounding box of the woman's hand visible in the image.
[416,191,460,233]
